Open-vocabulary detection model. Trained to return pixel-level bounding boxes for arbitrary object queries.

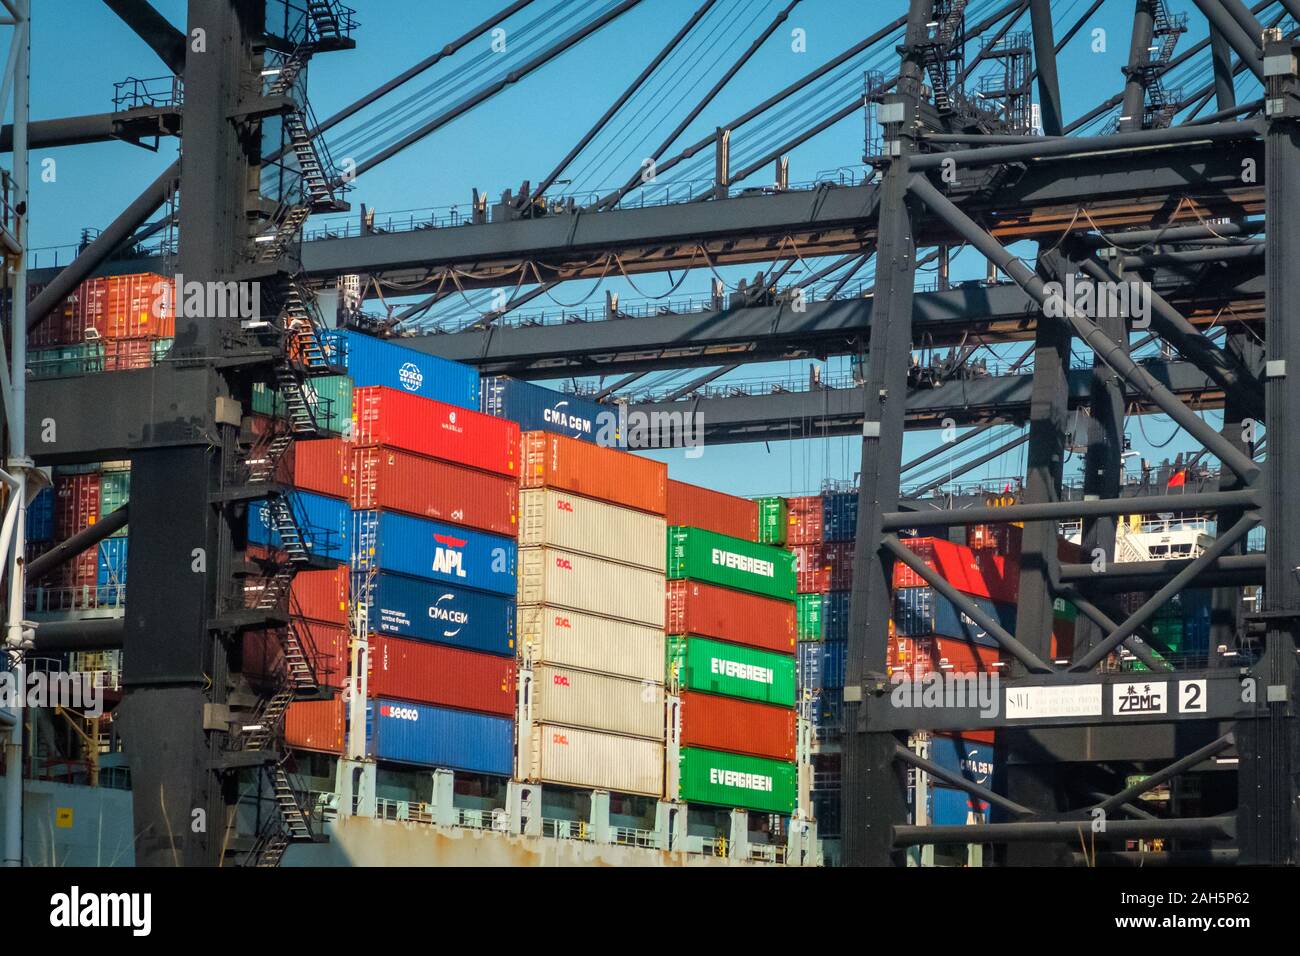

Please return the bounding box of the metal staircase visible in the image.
[921,0,968,113]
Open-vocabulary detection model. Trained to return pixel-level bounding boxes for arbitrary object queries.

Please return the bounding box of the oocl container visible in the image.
[666,526,795,601]
[351,444,518,536]
[517,547,665,628]
[367,635,515,715]
[664,579,795,654]
[756,496,788,545]
[351,510,517,595]
[518,722,664,797]
[352,387,519,478]
[323,329,479,408]
[667,636,797,706]
[518,487,666,571]
[367,698,513,774]
[361,572,515,655]
[248,491,351,562]
[674,746,797,814]
[521,431,666,515]
[285,698,345,755]
[518,605,664,683]
[674,691,796,762]
[666,480,758,541]
[524,664,663,739]
[480,376,611,443]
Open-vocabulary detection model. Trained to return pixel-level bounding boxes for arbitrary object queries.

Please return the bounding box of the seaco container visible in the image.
[351,510,517,595]
[675,747,797,814]
[248,491,351,561]
[367,698,513,774]
[667,636,797,706]
[664,579,795,654]
[518,487,666,571]
[519,722,664,797]
[367,635,515,715]
[352,387,519,478]
[525,664,664,739]
[521,431,667,515]
[323,329,479,408]
[518,606,664,683]
[666,480,758,541]
[517,547,665,628]
[666,526,795,601]
[756,496,788,545]
[362,572,515,655]
[893,586,1016,647]
[480,376,611,444]
[285,698,345,754]
[675,691,796,762]
[351,444,518,536]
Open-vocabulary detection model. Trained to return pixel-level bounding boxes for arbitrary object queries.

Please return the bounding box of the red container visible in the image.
[285,698,345,754]
[786,496,823,545]
[293,437,350,499]
[521,430,667,515]
[665,579,795,654]
[794,541,854,593]
[888,636,1004,679]
[243,620,349,689]
[967,522,1024,556]
[353,387,519,477]
[103,338,155,371]
[892,537,993,600]
[351,445,518,536]
[367,635,515,716]
[78,273,175,340]
[677,690,796,761]
[247,544,350,625]
[54,473,101,538]
[666,480,758,541]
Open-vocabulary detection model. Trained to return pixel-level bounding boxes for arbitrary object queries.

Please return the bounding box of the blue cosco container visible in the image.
[929,735,995,785]
[361,571,516,655]
[321,329,478,409]
[366,698,513,774]
[28,487,54,542]
[248,491,351,562]
[352,510,516,595]
[479,376,612,445]
[893,586,1015,647]
[798,640,846,691]
[931,786,988,825]
[821,492,858,543]
[822,591,851,642]
[97,538,128,587]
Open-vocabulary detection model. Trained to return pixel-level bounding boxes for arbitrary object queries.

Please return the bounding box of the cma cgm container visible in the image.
[248,491,351,562]
[367,635,515,715]
[525,664,664,739]
[480,376,610,443]
[664,580,795,654]
[674,746,797,814]
[675,691,796,762]
[666,480,758,541]
[667,636,796,706]
[351,445,518,536]
[517,547,665,627]
[517,606,664,683]
[351,510,517,595]
[362,572,515,655]
[667,526,795,601]
[930,734,995,785]
[518,487,666,571]
[931,786,987,825]
[352,387,519,478]
[756,496,788,545]
[323,329,479,409]
[518,722,664,797]
[893,587,1016,647]
[367,698,513,774]
[285,698,345,755]
[521,431,667,515]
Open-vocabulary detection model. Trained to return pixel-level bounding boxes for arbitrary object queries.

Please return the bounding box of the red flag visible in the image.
[1167,469,1186,489]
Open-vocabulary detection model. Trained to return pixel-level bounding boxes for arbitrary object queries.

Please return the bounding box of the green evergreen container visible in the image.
[676,747,797,814]
[29,343,103,378]
[252,374,353,434]
[756,496,788,545]
[666,636,796,706]
[797,593,823,641]
[1053,597,1078,622]
[100,467,131,538]
[666,526,795,601]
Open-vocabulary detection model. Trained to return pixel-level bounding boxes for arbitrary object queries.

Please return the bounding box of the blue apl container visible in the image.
[798,640,846,691]
[248,491,351,562]
[931,786,988,825]
[96,538,128,587]
[361,572,516,656]
[929,735,995,786]
[322,329,478,409]
[821,492,858,543]
[352,510,517,595]
[893,587,1015,648]
[365,698,513,774]
[822,591,851,642]
[27,487,54,542]
[479,376,613,445]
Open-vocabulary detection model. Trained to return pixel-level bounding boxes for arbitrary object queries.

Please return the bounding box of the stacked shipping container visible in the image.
[28,273,175,377]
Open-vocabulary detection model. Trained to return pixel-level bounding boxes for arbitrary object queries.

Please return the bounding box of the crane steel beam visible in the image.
[101,0,186,73]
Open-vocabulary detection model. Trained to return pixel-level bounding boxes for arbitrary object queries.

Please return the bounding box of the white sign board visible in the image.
[1112,681,1169,716]
[1005,684,1104,720]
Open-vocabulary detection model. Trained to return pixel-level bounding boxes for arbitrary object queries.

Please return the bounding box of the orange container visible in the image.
[351,444,518,535]
[242,620,348,689]
[521,431,667,515]
[677,690,795,761]
[77,273,175,340]
[666,479,758,541]
[285,698,345,754]
[103,338,155,371]
[247,544,350,625]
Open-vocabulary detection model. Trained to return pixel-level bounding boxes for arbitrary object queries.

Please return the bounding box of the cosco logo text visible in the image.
[398,362,424,392]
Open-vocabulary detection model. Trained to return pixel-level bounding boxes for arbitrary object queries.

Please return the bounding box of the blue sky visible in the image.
[17,0,1264,496]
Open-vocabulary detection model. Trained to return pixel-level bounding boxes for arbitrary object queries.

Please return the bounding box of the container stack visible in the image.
[50,467,101,608]
[665,497,799,817]
[480,376,610,444]
[28,273,176,377]
[514,432,668,798]
[96,462,130,607]
[925,732,994,833]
